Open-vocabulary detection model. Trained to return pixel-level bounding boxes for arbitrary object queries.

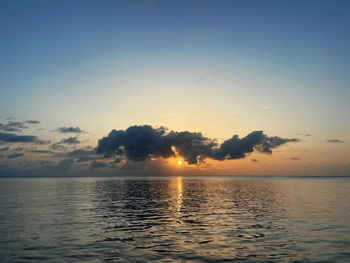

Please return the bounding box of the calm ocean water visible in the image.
[0,176,349,263]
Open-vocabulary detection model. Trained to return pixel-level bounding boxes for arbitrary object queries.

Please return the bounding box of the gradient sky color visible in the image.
[0,0,349,176]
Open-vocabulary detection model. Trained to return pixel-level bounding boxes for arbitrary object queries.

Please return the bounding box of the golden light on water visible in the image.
[176,176,183,214]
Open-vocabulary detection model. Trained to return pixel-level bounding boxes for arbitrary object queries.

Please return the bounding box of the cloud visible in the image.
[297,132,312,137]
[0,147,9,152]
[55,149,100,163]
[251,158,258,162]
[0,121,28,132]
[68,149,97,162]
[96,125,173,160]
[114,158,122,164]
[0,120,40,132]
[166,130,217,164]
[55,127,84,134]
[34,140,51,145]
[0,132,50,144]
[254,135,299,154]
[26,120,40,124]
[291,157,300,160]
[327,139,344,143]
[12,147,26,152]
[58,158,74,169]
[7,153,24,159]
[89,160,108,169]
[59,136,81,145]
[50,136,81,150]
[96,125,298,165]
[49,143,68,151]
[28,149,54,154]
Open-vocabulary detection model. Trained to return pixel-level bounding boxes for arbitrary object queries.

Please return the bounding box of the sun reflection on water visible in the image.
[176,177,183,223]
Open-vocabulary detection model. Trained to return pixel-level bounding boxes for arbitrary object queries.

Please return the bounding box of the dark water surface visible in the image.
[0,176,349,262]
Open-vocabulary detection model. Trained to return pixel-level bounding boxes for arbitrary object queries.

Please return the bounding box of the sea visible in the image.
[0,176,349,262]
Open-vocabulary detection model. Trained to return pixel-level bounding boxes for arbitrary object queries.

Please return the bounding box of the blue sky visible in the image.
[0,0,349,176]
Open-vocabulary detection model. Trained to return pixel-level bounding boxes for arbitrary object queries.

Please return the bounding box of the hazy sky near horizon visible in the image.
[0,0,349,176]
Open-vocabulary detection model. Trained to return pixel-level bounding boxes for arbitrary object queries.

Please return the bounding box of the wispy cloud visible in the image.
[28,149,54,154]
[55,127,85,134]
[0,120,40,132]
[0,132,50,144]
[0,147,9,152]
[327,139,344,143]
[7,153,24,159]
[26,120,40,124]
[90,160,108,169]
[58,158,74,170]
[59,136,81,145]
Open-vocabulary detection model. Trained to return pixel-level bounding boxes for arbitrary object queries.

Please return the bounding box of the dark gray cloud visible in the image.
[50,136,81,150]
[166,130,217,164]
[96,125,174,160]
[89,160,108,169]
[68,149,97,162]
[38,160,56,169]
[26,120,40,124]
[59,136,80,145]
[67,149,95,157]
[55,127,84,134]
[35,140,51,145]
[0,120,40,132]
[12,147,26,152]
[96,125,298,165]
[0,132,50,144]
[49,143,68,151]
[114,158,122,164]
[254,135,299,154]
[327,139,344,143]
[28,149,54,154]
[291,157,300,161]
[55,149,99,163]
[251,158,258,162]
[58,158,74,169]
[0,121,28,132]
[7,153,24,159]
[0,147,9,152]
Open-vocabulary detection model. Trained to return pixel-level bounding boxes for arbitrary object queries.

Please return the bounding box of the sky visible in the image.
[0,0,349,176]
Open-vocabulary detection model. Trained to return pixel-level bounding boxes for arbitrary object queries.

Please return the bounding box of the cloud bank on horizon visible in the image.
[0,119,349,176]
[96,125,298,165]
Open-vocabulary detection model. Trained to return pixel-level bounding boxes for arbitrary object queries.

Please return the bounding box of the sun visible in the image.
[177,160,182,165]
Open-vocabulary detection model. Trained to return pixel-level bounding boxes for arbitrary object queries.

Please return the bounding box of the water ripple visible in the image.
[0,176,349,262]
